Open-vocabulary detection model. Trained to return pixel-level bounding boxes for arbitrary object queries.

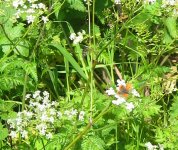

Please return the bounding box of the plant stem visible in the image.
[64,102,112,150]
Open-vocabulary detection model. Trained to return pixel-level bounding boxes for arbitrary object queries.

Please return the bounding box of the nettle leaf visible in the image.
[164,17,177,39]
[67,0,86,12]
[82,136,105,150]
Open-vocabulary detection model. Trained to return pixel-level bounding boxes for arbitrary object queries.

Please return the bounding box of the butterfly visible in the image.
[117,83,132,98]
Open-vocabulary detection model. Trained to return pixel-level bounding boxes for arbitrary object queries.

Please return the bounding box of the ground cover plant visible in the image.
[0,0,177,149]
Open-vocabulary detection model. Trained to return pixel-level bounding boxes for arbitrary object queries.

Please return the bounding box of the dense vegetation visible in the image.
[0,0,177,149]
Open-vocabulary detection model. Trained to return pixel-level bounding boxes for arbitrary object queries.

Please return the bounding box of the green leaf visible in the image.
[164,17,177,39]
[0,124,8,141]
[16,40,29,57]
[50,44,87,80]
[82,136,105,150]
[163,28,173,44]
[169,96,178,123]
[67,0,86,12]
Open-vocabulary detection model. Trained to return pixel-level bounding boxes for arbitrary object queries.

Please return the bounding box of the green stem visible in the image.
[22,73,28,111]
[64,102,112,150]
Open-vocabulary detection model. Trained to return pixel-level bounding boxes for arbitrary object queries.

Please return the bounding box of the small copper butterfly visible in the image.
[117,83,132,98]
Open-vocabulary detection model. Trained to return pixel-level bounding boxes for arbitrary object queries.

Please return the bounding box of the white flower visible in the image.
[40,128,46,135]
[21,130,28,138]
[37,104,46,111]
[46,132,53,139]
[112,95,126,105]
[71,109,78,116]
[57,111,62,118]
[114,0,121,4]
[36,123,47,135]
[27,15,35,24]
[70,30,85,44]
[33,90,41,98]
[29,101,38,107]
[48,116,54,123]
[49,108,56,115]
[73,36,83,44]
[82,30,86,34]
[13,1,20,8]
[38,3,46,10]
[125,102,135,112]
[163,0,176,6]
[106,87,116,96]
[24,111,33,119]
[26,8,35,14]
[43,91,49,97]
[40,113,48,121]
[42,16,49,23]
[23,5,27,9]
[9,131,17,138]
[16,117,22,126]
[145,142,158,150]
[69,33,76,40]
[28,0,38,3]
[25,93,31,100]
[7,119,16,128]
[131,89,140,97]
[51,101,58,107]
[117,79,126,87]
[43,96,50,104]
[13,0,24,8]
[79,111,85,121]
[31,4,38,9]
[14,9,22,19]
[64,110,70,116]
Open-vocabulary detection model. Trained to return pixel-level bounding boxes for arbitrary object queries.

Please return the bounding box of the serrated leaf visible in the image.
[67,0,86,12]
[82,136,105,150]
[0,127,8,141]
[164,17,177,39]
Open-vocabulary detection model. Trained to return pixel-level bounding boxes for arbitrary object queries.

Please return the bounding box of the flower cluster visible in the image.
[9,0,49,24]
[106,79,140,112]
[69,30,86,45]
[7,90,85,140]
[114,0,121,4]
[139,0,178,16]
[145,142,164,150]
[162,0,178,16]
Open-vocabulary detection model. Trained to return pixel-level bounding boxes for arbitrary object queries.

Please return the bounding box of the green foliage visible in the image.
[67,0,86,12]
[0,123,8,141]
[51,43,87,80]
[81,136,105,150]
[164,16,177,39]
[0,0,178,149]
[0,56,37,92]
